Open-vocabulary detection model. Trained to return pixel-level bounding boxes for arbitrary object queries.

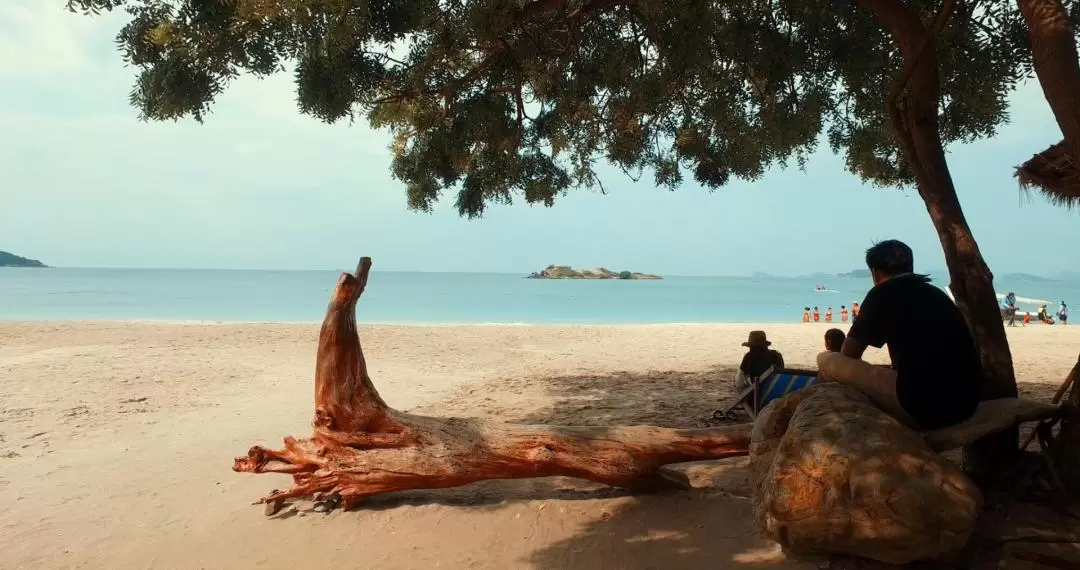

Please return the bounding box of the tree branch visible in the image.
[374,0,633,106]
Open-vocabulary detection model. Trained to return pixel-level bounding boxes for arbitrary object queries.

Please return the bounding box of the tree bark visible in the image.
[233,257,751,510]
[1057,354,1080,491]
[856,0,1020,477]
[1017,0,1080,165]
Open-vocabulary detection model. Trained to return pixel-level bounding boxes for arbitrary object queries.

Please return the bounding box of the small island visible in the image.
[0,250,47,268]
[527,265,662,280]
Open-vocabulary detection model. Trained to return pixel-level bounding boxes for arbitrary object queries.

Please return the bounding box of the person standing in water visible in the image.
[825,307,833,323]
[813,307,821,322]
[1060,301,1069,326]
[852,302,860,320]
[803,307,811,323]
[840,305,849,322]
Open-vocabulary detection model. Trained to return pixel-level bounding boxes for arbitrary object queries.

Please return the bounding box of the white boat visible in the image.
[941,286,1055,322]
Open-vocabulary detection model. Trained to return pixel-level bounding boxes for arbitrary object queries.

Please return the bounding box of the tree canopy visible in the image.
[68,0,1080,217]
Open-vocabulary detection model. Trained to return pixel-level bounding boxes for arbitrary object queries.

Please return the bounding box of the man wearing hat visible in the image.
[735,331,786,393]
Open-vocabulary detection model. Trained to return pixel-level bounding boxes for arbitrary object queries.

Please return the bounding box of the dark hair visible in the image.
[824,328,845,351]
[865,239,915,276]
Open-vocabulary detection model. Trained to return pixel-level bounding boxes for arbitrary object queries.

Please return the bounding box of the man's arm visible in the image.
[844,289,885,360]
[840,336,868,359]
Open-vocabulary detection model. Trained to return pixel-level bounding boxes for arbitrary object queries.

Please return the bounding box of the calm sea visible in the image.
[1,268,1076,324]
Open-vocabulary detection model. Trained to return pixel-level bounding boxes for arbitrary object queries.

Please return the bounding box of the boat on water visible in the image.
[940,286,1055,323]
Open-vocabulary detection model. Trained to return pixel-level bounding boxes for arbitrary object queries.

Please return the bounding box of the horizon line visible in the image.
[1,265,1068,281]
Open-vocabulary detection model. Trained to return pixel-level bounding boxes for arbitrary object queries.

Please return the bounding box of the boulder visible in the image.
[749,384,982,565]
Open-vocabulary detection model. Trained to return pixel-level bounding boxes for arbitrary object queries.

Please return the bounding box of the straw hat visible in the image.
[742,330,771,348]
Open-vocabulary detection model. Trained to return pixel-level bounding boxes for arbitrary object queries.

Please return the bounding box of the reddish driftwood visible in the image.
[233,257,751,510]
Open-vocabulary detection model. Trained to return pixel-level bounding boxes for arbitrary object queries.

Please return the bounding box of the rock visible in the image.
[749,384,982,565]
[263,500,284,516]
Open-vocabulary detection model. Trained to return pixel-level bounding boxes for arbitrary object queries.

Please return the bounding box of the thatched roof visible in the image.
[1015,141,1080,208]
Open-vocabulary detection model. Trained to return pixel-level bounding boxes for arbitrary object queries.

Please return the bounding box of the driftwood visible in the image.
[233,257,752,510]
[924,398,1062,452]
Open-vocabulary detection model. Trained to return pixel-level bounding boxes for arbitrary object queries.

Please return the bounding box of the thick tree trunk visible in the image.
[1016,0,1080,491]
[233,257,751,510]
[857,0,1020,477]
[1058,355,1080,491]
[1017,0,1080,164]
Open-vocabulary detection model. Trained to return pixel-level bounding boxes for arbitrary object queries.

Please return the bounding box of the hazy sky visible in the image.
[0,2,1074,276]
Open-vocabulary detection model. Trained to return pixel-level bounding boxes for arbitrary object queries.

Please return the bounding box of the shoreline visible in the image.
[0,318,871,327]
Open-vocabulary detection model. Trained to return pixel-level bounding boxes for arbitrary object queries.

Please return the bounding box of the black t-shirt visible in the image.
[740,349,785,379]
[847,274,980,429]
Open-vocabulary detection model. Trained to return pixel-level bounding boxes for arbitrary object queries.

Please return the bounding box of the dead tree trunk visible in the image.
[857,0,1020,480]
[233,257,751,510]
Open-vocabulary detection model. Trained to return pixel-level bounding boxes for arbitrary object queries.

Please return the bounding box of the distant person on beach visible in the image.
[825,328,845,352]
[1037,305,1057,324]
[803,307,811,323]
[817,240,979,430]
[840,305,849,322]
[852,302,860,319]
[1002,292,1018,327]
[1060,301,1069,325]
[825,307,833,323]
[1024,312,1032,326]
[734,331,785,393]
[813,307,820,322]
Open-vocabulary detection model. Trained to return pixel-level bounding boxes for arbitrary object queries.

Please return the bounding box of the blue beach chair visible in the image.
[713,366,820,421]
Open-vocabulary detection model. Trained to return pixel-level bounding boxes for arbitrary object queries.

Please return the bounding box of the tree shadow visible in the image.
[354,364,755,511]
[337,367,1077,569]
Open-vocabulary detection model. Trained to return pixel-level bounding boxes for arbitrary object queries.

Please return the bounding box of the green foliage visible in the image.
[618,270,632,280]
[68,0,1080,217]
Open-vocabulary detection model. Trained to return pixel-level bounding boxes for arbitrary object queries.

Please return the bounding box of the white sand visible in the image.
[1,321,1077,569]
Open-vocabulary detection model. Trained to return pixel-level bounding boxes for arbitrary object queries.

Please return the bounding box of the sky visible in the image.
[0,2,1075,277]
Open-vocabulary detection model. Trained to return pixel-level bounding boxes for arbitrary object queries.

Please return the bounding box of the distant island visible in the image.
[837,269,871,279]
[0,250,47,268]
[527,265,662,280]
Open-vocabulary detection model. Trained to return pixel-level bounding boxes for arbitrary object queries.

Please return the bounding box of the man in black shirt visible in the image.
[817,240,980,430]
[735,330,785,394]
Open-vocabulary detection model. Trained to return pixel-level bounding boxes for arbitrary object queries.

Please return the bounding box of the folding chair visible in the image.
[713,366,820,421]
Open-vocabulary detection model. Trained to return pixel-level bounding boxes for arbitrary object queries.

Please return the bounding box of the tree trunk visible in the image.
[1017,0,1080,165]
[1058,354,1080,491]
[856,0,1020,478]
[233,257,751,511]
[1016,0,1080,492]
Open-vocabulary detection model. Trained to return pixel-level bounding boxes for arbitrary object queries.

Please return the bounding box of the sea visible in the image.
[1,267,1076,325]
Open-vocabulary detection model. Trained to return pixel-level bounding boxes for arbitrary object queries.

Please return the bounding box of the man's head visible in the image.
[824,328,845,352]
[865,239,915,285]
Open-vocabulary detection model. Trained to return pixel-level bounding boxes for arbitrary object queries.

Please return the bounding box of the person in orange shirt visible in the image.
[840,305,849,322]
[812,307,820,322]
[802,306,811,323]
[825,307,833,322]
[1023,312,1032,326]
[852,302,860,319]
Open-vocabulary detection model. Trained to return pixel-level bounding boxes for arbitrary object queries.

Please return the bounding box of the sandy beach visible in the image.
[1,321,1078,569]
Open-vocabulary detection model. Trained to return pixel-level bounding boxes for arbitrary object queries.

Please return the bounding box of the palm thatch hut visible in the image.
[1015,141,1080,208]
